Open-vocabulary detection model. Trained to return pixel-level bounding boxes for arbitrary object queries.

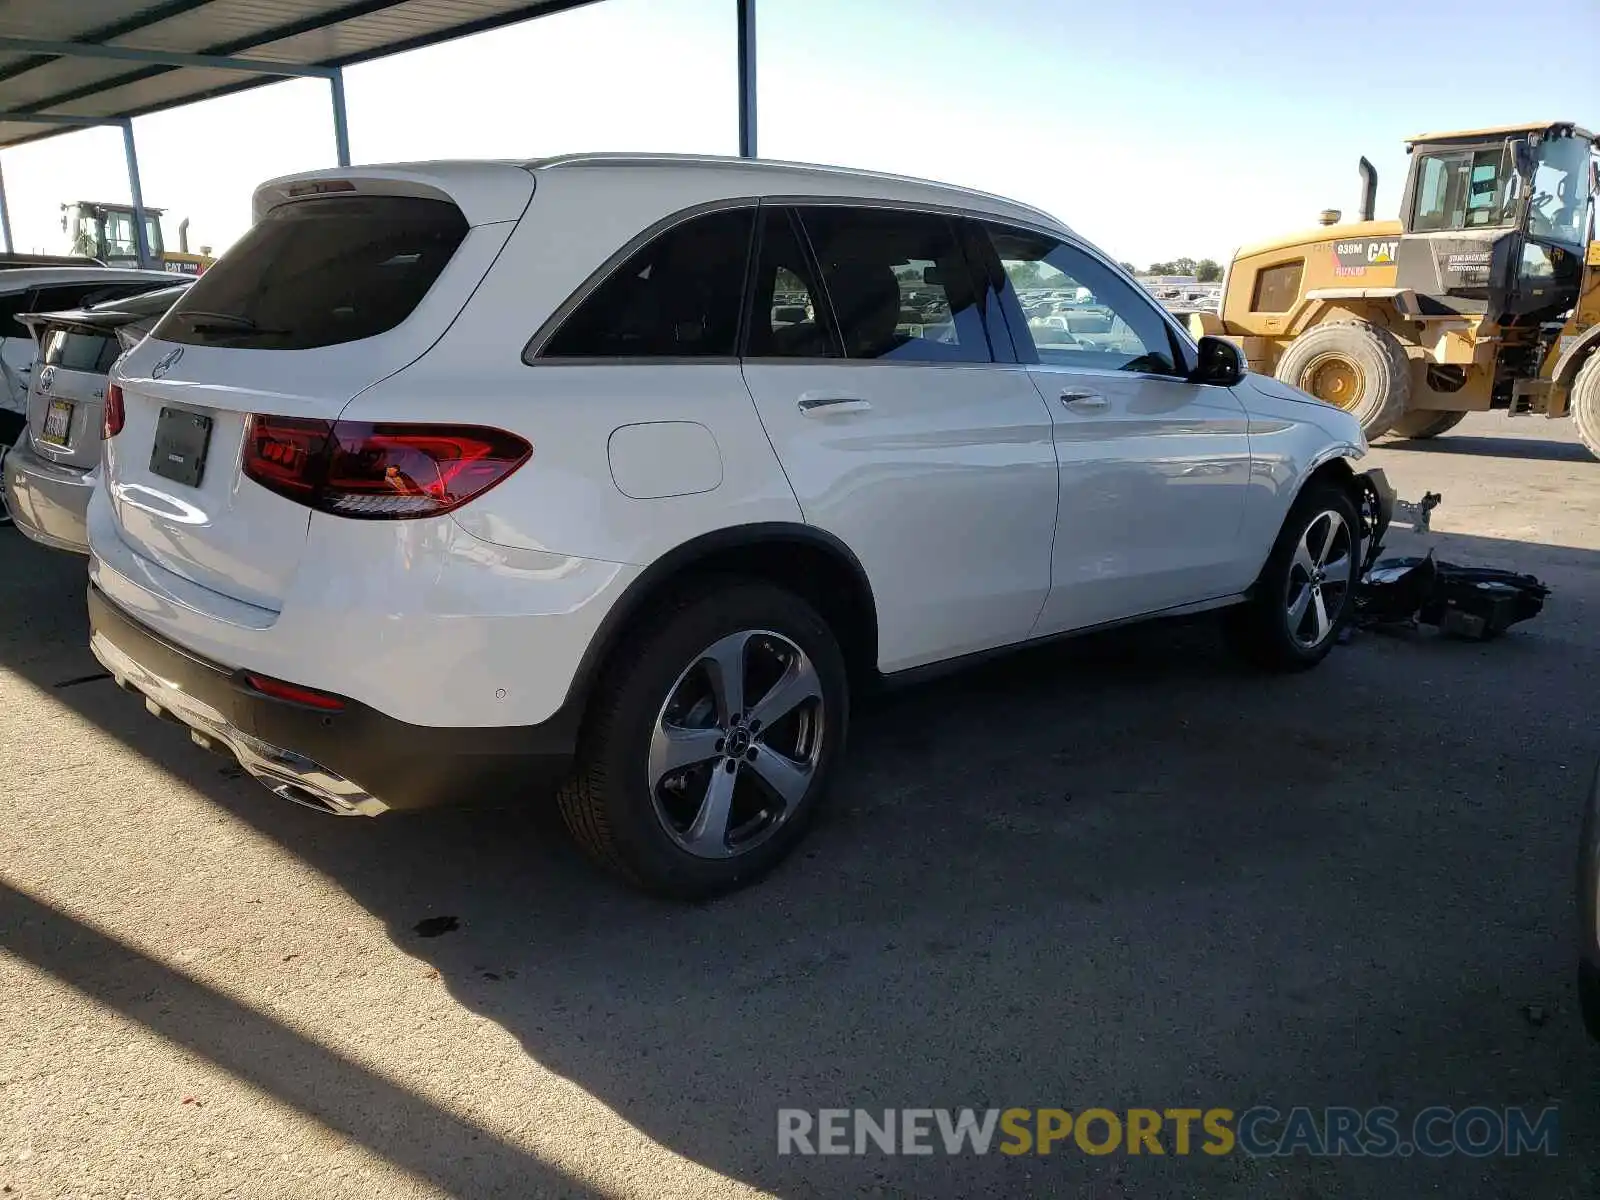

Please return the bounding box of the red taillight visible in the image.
[242,416,531,520]
[102,383,125,439]
[243,672,346,711]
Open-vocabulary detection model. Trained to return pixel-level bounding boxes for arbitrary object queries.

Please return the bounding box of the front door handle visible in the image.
[798,395,872,415]
[1059,389,1108,410]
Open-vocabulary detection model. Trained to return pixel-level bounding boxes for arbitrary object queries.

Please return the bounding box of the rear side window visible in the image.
[795,207,989,364]
[538,207,754,359]
[154,196,469,350]
[41,327,119,372]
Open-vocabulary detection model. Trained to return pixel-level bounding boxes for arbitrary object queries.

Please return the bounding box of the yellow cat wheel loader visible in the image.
[1192,122,1600,457]
[61,201,214,276]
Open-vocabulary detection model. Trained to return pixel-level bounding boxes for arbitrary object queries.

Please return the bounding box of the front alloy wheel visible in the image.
[1285,509,1353,650]
[650,629,825,859]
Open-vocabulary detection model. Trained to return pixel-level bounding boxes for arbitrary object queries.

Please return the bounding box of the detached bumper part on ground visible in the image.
[87,586,578,815]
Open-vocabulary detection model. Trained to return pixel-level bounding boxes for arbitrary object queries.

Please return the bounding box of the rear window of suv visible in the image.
[153,195,469,350]
[41,326,120,373]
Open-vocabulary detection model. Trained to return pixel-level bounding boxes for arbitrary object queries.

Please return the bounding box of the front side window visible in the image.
[1411,148,1515,232]
[795,207,989,363]
[984,224,1180,374]
[540,207,754,359]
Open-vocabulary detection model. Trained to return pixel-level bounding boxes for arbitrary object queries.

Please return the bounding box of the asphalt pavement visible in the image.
[2,409,1598,1198]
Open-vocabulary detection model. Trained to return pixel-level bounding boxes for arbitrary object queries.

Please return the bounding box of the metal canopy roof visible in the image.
[0,1,605,151]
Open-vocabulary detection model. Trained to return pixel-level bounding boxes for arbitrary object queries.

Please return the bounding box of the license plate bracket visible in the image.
[39,398,74,447]
[150,406,212,488]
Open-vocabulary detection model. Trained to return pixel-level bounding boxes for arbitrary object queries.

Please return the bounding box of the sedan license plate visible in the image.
[40,399,73,447]
[149,407,213,488]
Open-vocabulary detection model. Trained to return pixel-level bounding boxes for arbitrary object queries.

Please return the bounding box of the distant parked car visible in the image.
[2,283,189,552]
[0,266,176,413]
[87,154,1387,898]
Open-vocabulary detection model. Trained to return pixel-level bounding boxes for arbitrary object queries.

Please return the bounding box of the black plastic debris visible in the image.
[1354,553,1549,639]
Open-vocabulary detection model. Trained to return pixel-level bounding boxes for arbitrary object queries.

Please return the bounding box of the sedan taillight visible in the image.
[242,416,531,519]
[102,384,125,439]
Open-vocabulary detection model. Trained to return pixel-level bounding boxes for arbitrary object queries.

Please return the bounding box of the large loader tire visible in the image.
[1387,410,1467,440]
[1572,353,1600,462]
[1275,321,1410,440]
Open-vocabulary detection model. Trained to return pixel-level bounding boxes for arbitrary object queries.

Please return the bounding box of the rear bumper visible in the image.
[88,585,578,814]
[3,439,93,553]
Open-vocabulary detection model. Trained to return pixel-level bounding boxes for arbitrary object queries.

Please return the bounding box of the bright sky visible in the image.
[0,0,1595,266]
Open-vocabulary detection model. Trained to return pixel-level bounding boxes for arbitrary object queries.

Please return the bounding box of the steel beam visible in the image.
[120,120,153,269]
[0,112,119,129]
[0,160,12,254]
[329,68,351,166]
[0,36,332,79]
[737,0,757,158]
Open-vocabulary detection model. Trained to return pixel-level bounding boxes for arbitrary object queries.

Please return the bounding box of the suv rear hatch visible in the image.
[103,167,532,612]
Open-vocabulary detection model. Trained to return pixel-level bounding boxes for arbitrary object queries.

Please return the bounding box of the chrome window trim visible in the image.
[525,193,1077,368]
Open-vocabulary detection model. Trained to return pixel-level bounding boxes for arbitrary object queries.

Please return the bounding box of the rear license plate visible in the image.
[39,399,73,447]
[150,407,213,488]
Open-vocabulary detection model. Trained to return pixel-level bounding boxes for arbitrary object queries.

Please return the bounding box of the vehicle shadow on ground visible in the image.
[3,527,1599,1198]
[1380,433,1593,464]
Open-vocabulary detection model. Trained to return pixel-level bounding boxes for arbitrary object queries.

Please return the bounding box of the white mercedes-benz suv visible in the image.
[87,154,1390,897]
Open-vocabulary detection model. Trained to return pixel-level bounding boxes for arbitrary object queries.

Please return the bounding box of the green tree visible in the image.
[1147,261,1173,276]
[1008,260,1047,289]
[1195,259,1223,283]
[1118,261,1138,275]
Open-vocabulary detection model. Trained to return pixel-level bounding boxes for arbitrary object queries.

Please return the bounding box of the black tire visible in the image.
[1386,410,1467,440]
[1275,321,1410,440]
[557,579,849,899]
[1572,353,1600,462]
[1227,481,1361,671]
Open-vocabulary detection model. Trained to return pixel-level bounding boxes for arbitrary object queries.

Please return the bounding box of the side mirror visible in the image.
[1190,335,1245,386]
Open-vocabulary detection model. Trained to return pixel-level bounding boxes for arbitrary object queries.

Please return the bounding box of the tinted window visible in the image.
[796,207,989,363]
[540,208,754,359]
[1251,260,1303,313]
[154,196,469,350]
[743,208,838,358]
[41,328,118,372]
[985,225,1180,374]
[30,281,173,314]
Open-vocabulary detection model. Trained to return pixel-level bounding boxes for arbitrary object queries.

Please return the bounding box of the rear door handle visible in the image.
[1059,389,1108,410]
[797,395,872,415]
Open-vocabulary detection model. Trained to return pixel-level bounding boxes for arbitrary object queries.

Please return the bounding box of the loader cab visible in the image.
[1395,123,1596,326]
[61,202,165,268]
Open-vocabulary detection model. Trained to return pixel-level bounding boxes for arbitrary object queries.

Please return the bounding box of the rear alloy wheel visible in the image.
[649,629,825,860]
[1275,321,1411,440]
[1387,410,1466,440]
[1227,482,1360,670]
[558,581,848,899]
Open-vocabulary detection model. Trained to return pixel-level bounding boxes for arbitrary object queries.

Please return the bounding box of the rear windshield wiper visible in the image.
[172,310,290,337]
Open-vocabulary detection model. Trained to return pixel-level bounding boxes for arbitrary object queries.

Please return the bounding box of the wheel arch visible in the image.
[564,523,881,713]
[1553,324,1600,390]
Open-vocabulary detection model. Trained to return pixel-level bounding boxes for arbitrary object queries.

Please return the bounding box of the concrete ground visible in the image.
[2,410,1598,1199]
